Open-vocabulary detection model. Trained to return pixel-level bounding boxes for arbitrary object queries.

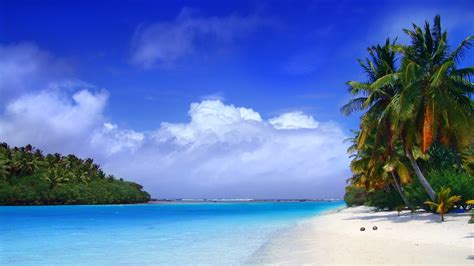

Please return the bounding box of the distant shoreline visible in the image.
[148,199,342,204]
[0,199,344,207]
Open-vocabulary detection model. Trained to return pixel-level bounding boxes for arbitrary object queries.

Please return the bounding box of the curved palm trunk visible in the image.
[390,171,413,209]
[405,148,436,201]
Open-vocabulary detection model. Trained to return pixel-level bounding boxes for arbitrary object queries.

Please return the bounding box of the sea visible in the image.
[0,201,345,265]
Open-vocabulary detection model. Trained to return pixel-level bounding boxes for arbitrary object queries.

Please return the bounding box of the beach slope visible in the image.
[249,206,473,265]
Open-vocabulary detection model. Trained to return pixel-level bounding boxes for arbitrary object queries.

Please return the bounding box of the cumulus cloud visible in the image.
[155,100,263,145]
[0,89,148,160]
[104,100,350,199]
[91,123,145,155]
[0,92,349,198]
[131,8,268,68]
[0,42,350,199]
[269,112,319,129]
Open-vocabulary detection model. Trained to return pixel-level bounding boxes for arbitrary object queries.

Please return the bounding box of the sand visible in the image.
[249,206,473,265]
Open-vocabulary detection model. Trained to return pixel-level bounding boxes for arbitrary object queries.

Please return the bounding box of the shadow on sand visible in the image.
[342,210,470,224]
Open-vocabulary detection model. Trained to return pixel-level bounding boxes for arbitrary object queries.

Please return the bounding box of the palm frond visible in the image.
[370,73,398,90]
[452,67,474,82]
[340,97,368,115]
[430,60,454,87]
[448,36,474,63]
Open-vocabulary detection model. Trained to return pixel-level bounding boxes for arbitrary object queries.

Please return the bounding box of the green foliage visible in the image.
[343,185,367,207]
[426,169,474,209]
[426,143,459,171]
[344,184,405,211]
[460,142,474,175]
[401,177,430,208]
[0,143,150,205]
[381,167,474,210]
[366,188,404,211]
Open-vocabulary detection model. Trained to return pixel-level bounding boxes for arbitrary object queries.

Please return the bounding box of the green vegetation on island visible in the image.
[0,143,150,205]
[342,15,474,221]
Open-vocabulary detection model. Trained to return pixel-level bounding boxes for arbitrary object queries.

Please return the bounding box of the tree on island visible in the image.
[0,142,150,205]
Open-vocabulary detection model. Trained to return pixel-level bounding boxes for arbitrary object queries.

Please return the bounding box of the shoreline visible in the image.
[249,206,473,265]
[148,199,341,204]
[0,199,343,207]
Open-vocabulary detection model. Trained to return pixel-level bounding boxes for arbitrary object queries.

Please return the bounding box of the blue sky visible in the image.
[0,0,473,198]
[2,0,472,131]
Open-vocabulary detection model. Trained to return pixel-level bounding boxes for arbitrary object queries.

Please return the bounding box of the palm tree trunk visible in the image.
[390,171,413,209]
[405,147,436,201]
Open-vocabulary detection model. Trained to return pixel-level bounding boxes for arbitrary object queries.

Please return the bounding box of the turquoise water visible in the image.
[0,201,344,265]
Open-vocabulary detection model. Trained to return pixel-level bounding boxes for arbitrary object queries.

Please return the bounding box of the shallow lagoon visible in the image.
[0,201,344,265]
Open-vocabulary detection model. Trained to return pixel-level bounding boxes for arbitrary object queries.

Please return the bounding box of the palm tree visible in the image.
[27,152,43,174]
[43,167,71,190]
[76,170,90,184]
[460,142,474,175]
[342,40,416,207]
[0,144,11,181]
[0,156,11,181]
[342,38,399,154]
[347,131,413,208]
[370,15,474,200]
[383,151,414,209]
[424,187,461,222]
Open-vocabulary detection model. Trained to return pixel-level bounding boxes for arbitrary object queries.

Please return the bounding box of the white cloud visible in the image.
[91,123,145,155]
[0,92,349,198]
[0,88,147,159]
[269,112,319,130]
[130,8,268,68]
[155,100,263,145]
[105,100,349,199]
[0,89,102,155]
[0,43,350,199]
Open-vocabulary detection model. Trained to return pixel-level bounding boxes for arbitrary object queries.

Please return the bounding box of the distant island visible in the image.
[0,143,150,205]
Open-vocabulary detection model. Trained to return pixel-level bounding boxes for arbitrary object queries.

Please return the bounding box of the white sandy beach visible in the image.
[249,206,473,265]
